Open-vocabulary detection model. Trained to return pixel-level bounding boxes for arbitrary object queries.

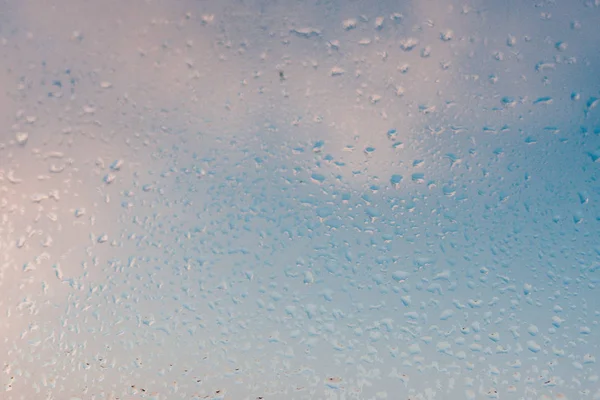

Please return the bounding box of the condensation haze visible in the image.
[1,0,600,399]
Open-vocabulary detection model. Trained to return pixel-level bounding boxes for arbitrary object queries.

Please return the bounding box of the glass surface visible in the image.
[1,0,599,399]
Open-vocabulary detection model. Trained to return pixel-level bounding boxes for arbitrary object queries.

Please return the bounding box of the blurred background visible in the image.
[1,0,599,399]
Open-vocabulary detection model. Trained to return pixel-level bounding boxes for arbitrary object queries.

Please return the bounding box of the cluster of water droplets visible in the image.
[0,0,599,399]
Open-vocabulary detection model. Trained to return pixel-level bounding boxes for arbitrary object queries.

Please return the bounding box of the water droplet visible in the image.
[15,132,29,145]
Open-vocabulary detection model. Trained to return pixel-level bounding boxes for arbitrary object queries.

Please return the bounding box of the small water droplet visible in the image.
[15,132,29,145]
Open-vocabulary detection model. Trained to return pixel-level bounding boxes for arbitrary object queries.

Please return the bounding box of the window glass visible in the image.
[1,0,599,399]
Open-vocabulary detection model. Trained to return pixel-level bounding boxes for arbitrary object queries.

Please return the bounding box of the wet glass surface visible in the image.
[1,0,599,399]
